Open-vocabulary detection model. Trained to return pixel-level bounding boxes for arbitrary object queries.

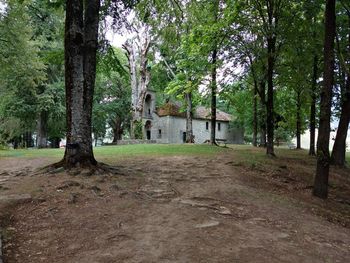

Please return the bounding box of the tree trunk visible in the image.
[63,0,100,168]
[259,80,267,147]
[37,110,48,148]
[266,37,276,156]
[210,48,217,145]
[313,0,336,199]
[331,74,350,166]
[253,79,258,147]
[123,28,151,138]
[112,116,123,143]
[309,55,318,156]
[331,12,350,167]
[124,41,138,139]
[296,90,301,149]
[23,131,33,148]
[51,137,60,148]
[185,92,194,143]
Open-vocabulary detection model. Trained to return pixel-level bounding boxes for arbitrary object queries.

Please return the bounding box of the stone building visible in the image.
[141,90,244,144]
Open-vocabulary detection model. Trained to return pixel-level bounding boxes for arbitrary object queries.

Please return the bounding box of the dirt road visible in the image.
[0,152,349,262]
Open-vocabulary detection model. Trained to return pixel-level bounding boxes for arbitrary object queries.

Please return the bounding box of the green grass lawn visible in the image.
[0,144,228,159]
[0,144,349,163]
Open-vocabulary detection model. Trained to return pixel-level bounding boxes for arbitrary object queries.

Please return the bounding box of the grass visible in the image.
[0,143,349,164]
[0,144,228,160]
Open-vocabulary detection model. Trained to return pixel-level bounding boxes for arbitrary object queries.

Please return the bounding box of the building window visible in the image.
[206,122,209,130]
[158,129,162,139]
[148,109,151,115]
[218,122,221,131]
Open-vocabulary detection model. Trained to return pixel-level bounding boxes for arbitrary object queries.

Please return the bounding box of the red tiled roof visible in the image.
[157,103,231,121]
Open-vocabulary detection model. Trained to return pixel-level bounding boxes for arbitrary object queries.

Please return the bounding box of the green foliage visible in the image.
[133,120,143,139]
[93,47,131,141]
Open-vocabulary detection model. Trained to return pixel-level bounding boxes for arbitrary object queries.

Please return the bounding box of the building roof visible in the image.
[157,103,232,122]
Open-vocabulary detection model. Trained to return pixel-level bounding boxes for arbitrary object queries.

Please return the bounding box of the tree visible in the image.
[331,0,350,166]
[62,0,100,167]
[313,0,336,199]
[123,22,151,139]
[0,0,45,147]
[93,47,131,143]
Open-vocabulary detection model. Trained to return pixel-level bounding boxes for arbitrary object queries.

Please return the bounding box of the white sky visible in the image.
[106,31,128,48]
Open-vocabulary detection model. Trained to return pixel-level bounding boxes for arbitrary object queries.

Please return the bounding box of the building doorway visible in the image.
[182,132,186,143]
[145,120,152,140]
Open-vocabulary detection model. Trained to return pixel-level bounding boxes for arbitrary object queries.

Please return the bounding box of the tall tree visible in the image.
[313,0,336,199]
[62,0,100,167]
[331,1,350,166]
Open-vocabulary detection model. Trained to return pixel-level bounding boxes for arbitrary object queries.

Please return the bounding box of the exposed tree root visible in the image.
[38,160,124,176]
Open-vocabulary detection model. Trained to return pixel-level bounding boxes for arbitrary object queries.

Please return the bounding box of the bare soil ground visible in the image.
[0,148,350,263]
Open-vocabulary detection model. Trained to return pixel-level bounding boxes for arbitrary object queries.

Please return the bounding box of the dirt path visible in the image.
[0,152,350,262]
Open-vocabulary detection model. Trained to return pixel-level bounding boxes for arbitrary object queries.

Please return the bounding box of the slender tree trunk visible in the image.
[313,0,336,199]
[37,110,48,148]
[266,37,276,156]
[331,13,350,167]
[210,48,217,145]
[253,80,258,147]
[51,137,60,148]
[259,80,267,147]
[63,0,100,168]
[185,92,194,143]
[331,75,350,166]
[296,90,301,149]
[309,55,318,156]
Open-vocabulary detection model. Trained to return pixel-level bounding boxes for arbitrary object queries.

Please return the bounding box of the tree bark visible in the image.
[112,116,123,143]
[210,48,217,145]
[331,13,350,167]
[253,79,258,147]
[296,90,301,149]
[63,0,100,168]
[313,0,336,199]
[266,36,276,156]
[37,110,48,148]
[309,55,318,156]
[331,74,350,166]
[259,80,267,147]
[123,27,151,138]
[185,92,194,143]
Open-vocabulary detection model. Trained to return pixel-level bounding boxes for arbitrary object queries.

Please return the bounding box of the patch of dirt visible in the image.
[0,150,350,262]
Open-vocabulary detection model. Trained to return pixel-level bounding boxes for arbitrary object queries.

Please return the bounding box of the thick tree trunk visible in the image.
[63,0,100,168]
[266,37,276,156]
[185,92,194,143]
[210,48,217,145]
[112,116,123,143]
[313,0,336,199]
[37,110,48,148]
[296,91,301,149]
[124,42,138,139]
[331,75,350,166]
[123,28,151,138]
[309,55,318,156]
[253,79,258,147]
[23,131,33,148]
